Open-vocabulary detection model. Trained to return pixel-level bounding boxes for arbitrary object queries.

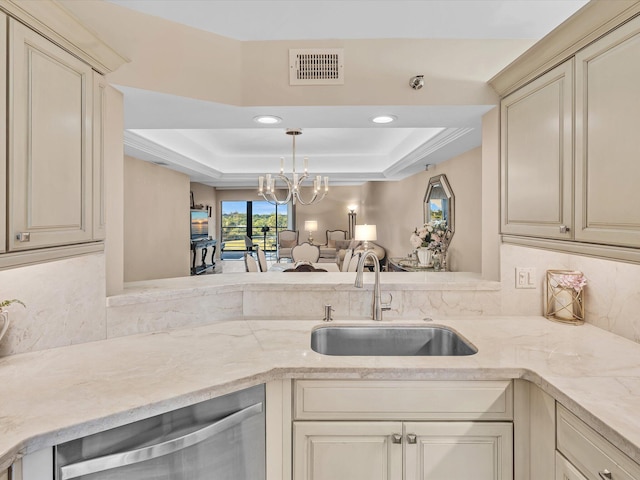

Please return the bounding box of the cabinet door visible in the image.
[500,60,573,239]
[404,422,513,480]
[0,12,7,253]
[555,452,588,480]
[574,15,640,247]
[8,19,93,250]
[293,421,403,480]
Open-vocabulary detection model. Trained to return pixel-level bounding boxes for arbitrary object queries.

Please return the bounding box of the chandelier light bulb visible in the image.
[257,129,329,206]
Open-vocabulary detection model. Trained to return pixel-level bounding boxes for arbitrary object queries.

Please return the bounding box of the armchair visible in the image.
[277,229,298,262]
[319,229,347,263]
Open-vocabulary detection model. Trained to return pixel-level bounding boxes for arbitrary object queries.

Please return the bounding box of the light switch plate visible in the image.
[515,267,536,289]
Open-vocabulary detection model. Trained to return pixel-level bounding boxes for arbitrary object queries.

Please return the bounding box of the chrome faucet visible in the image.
[354,250,391,321]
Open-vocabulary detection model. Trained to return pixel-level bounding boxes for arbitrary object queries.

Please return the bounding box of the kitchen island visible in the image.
[2,316,640,476]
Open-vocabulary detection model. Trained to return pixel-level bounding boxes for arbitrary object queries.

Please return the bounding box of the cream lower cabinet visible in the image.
[555,453,587,480]
[294,421,403,480]
[292,380,514,480]
[294,421,512,480]
[556,404,640,480]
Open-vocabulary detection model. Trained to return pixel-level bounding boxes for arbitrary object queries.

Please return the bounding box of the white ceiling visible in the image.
[108,0,589,188]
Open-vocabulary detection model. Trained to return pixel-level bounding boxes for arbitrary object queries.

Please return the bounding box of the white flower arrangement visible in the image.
[555,273,587,292]
[410,220,450,252]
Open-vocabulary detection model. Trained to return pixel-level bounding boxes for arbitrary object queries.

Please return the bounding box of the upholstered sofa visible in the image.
[335,240,386,267]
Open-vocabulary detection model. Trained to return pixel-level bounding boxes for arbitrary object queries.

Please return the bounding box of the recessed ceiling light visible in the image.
[254,115,282,125]
[371,115,397,124]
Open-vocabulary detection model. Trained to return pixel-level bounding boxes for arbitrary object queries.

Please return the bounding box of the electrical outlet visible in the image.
[515,267,536,289]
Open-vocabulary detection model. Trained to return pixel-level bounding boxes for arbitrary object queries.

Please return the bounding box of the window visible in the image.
[221,201,288,252]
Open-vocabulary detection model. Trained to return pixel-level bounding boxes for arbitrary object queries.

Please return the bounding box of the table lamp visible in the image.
[355,224,377,250]
[304,220,318,243]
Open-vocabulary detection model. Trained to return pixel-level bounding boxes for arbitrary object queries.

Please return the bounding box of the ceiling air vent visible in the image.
[289,49,344,85]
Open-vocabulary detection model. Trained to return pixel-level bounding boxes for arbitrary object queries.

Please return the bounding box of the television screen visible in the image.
[190,210,209,239]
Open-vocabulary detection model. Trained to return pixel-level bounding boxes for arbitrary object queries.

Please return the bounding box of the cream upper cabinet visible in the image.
[0,12,7,254]
[7,19,94,250]
[574,15,640,247]
[500,59,573,239]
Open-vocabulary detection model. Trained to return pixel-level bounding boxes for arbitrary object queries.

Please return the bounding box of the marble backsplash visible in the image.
[0,253,107,356]
[501,243,640,343]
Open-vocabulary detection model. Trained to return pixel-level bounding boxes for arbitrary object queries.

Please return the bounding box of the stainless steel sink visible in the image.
[311,325,477,356]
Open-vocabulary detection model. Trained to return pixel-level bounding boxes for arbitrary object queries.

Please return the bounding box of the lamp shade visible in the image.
[304,220,318,232]
[355,224,377,241]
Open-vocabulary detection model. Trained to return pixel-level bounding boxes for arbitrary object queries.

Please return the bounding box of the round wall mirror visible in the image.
[423,174,455,238]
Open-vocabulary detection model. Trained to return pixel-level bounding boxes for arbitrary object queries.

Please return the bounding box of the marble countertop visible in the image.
[2,315,640,471]
[108,271,500,306]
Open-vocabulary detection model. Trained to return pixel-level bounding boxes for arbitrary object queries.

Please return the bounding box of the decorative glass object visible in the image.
[432,252,442,271]
[545,270,586,325]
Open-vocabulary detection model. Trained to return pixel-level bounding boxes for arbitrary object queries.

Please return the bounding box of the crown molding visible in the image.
[0,0,128,74]
[490,0,640,97]
[124,131,223,179]
[384,127,475,178]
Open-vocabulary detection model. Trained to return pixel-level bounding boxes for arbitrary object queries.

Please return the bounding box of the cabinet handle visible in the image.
[560,225,570,233]
[16,232,30,242]
[407,434,417,444]
[598,470,613,480]
[391,434,402,444]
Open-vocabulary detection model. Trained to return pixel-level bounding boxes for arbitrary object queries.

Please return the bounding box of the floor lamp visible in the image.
[348,205,357,239]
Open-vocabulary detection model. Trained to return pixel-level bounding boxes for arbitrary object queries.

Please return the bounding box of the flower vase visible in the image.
[416,248,432,266]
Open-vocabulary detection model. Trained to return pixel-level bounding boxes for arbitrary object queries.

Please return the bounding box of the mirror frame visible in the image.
[423,174,455,239]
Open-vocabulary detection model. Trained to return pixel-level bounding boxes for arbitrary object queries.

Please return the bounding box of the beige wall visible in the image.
[124,156,191,281]
[59,0,533,108]
[296,185,364,242]
[363,149,482,273]
[481,107,501,281]
[105,85,125,295]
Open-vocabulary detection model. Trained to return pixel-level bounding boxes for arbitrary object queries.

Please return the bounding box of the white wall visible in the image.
[124,156,191,281]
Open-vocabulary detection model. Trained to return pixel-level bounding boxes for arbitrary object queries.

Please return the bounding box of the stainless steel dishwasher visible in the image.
[54,384,265,480]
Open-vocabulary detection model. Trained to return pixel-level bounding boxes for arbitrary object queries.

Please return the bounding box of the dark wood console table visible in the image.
[190,238,217,275]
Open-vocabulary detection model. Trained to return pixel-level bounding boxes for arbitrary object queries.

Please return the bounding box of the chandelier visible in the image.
[258,128,329,205]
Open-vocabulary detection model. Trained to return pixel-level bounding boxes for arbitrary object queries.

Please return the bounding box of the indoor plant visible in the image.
[0,299,26,346]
